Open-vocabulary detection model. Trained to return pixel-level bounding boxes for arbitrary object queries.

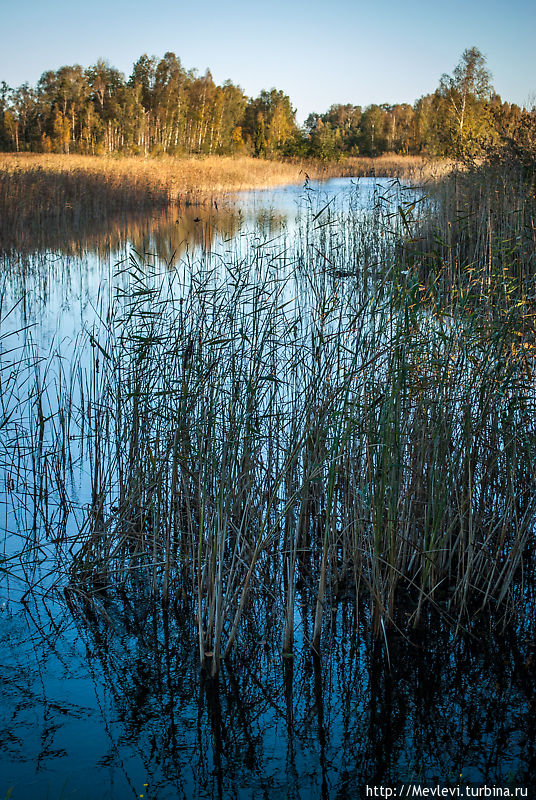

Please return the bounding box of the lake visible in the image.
[1,177,535,799]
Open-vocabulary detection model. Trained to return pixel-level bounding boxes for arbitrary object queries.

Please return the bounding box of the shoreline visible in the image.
[0,152,449,210]
[0,153,452,254]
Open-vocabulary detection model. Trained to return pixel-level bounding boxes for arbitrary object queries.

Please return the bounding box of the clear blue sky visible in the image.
[1,0,534,122]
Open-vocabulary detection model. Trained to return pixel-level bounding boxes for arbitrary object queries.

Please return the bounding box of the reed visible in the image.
[308,153,453,181]
[0,154,301,245]
[406,138,536,295]
[2,151,535,675]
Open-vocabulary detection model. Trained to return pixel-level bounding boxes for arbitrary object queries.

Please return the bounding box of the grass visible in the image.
[1,145,535,677]
[313,153,453,180]
[0,154,304,248]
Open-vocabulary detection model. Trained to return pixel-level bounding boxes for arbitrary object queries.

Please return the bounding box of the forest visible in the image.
[0,47,533,160]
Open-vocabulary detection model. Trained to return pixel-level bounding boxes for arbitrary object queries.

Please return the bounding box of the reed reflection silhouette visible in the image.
[0,205,256,261]
[52,590,536,798]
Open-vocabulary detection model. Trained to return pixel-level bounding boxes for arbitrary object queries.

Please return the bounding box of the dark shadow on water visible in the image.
[3,589,530,799]
[0,205,246,262]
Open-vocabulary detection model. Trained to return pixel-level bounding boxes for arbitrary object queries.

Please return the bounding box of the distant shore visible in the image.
[0,153,450,239]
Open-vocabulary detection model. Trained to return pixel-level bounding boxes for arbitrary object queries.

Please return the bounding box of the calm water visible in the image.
[1,178,535,799]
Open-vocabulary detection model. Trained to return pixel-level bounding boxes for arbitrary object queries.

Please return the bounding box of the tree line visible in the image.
[0,47,533,159]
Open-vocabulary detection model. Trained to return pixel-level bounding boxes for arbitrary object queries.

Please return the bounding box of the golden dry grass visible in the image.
[310,154,455,181]
[0,154,309,206]
[0,152,451,201]
[0,155,308,249]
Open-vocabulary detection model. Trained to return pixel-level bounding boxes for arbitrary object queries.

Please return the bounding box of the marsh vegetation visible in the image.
[1,125,536,795]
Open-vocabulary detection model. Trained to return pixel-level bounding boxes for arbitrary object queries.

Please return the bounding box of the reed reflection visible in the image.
[56,589,536,798]
[0,204,257,262]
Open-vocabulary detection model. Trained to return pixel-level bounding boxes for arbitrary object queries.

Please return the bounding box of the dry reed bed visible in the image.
[0,155,306,249]
[0,153,308,198]
[313,154,453,181]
